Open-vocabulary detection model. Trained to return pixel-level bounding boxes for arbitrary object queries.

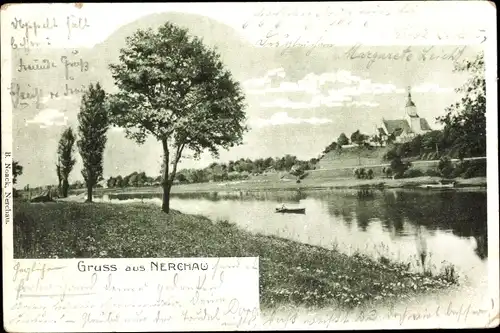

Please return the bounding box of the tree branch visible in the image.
[168,142,186,184]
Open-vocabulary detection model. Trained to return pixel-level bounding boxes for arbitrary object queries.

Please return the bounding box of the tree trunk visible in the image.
[161,140,170,213]
[86,185,93,203]
[162,183,171,213]
[62,179,69,198]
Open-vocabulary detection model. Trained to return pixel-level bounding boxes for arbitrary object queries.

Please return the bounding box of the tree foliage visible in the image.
[350,130,369,146]
[438,53,486,159]
[370,133,385,147]
[390,156,411,179]
[104,154,318,188]
[77,82,109,202]
[13,161,23,185]
[322,141,338,154]
[57,127,77,197]
[108,22,247,213]
[337,133,349,146]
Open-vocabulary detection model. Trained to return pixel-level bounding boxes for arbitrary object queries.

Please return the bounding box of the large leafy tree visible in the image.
[77,82,109,202]
[438,53,486,159]
[108,23,247,213]
[57,127,77,197]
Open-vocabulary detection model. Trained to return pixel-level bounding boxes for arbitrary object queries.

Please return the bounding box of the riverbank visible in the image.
[14,200,458,310]
[67,176,487,197]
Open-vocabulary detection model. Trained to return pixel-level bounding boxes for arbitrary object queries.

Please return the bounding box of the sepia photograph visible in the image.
[3,2,497,330]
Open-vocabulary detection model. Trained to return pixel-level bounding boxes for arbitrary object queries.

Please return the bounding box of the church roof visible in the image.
[406,91,416,107]
[420,118,432,131]
[406,99,416,107]
[382,119,413,135]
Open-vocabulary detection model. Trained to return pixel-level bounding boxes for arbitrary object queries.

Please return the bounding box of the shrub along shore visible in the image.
[14,200,458,310]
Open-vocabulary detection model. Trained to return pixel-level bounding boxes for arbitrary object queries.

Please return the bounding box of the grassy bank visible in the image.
[14,200,458,310]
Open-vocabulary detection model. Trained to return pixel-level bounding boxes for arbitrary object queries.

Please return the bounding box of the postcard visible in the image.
[2,1,498,331]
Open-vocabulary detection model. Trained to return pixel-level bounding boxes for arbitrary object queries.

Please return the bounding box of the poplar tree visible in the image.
[77,82,109,202]
[57,127,76,197]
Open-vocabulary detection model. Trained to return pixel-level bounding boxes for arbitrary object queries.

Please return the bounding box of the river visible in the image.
[92,187,487,287]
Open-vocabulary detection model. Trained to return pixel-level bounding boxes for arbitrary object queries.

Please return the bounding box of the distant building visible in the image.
[377,87,432,143]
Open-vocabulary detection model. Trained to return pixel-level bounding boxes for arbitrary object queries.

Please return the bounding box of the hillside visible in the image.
[317,145,389,170]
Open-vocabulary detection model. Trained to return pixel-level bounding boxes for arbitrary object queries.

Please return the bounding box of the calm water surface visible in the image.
[94,188,487,285]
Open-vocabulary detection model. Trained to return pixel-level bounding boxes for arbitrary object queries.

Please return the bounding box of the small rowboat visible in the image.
[275,205,306,214]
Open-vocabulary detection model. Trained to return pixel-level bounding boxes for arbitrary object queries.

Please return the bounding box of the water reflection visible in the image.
[95,188,487,281]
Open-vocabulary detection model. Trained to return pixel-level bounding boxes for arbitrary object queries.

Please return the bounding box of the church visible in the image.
[377,87,432,143]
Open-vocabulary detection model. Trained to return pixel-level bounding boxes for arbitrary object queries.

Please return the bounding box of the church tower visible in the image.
[405,86,423,134]
[405,86,418,118]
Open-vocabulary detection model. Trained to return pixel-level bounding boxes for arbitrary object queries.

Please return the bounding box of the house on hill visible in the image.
[377,87,432,143]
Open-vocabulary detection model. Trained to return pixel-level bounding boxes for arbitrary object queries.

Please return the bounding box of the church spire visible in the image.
[406,86,416,107]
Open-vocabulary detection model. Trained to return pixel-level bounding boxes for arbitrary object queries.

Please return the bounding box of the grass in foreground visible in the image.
[14,201,457,309]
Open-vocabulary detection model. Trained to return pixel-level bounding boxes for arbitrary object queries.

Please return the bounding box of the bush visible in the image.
[403,169,424,178]
[457,159,486,179]
[390,156,411,178]
[354,168,375,180]
[463,168,476,179]
[450,166,464,179]
[354,168,364,179]
[382,167,393,178]
[358,168,366,179]
[437,157,454,178]
[425,168,441,177]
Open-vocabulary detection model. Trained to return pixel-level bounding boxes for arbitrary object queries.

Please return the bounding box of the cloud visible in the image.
[244,68,455,111]
[243,67,286,91]
[251,112,332,128]
[260,96,346,109]
[25,109,68,128]
[412,83,454,93]
[243,69,364,96]
[347,101,380,107]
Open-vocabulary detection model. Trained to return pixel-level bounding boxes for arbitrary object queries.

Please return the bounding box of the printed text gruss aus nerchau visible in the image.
[76,260,210,272]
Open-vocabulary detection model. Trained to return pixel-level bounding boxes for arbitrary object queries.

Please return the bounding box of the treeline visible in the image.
[105,172,160,188]
[100,155,319,188]
[322,130,395,156]
[381,127,486,180]
[382,119,486,179]
[383,129,485,162]
[175,155,318,184]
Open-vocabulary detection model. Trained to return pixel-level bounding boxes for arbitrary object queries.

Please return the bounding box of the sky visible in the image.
[6,4,488,188]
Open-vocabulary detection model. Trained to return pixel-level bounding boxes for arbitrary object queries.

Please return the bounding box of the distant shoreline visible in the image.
[66,176,487,197]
